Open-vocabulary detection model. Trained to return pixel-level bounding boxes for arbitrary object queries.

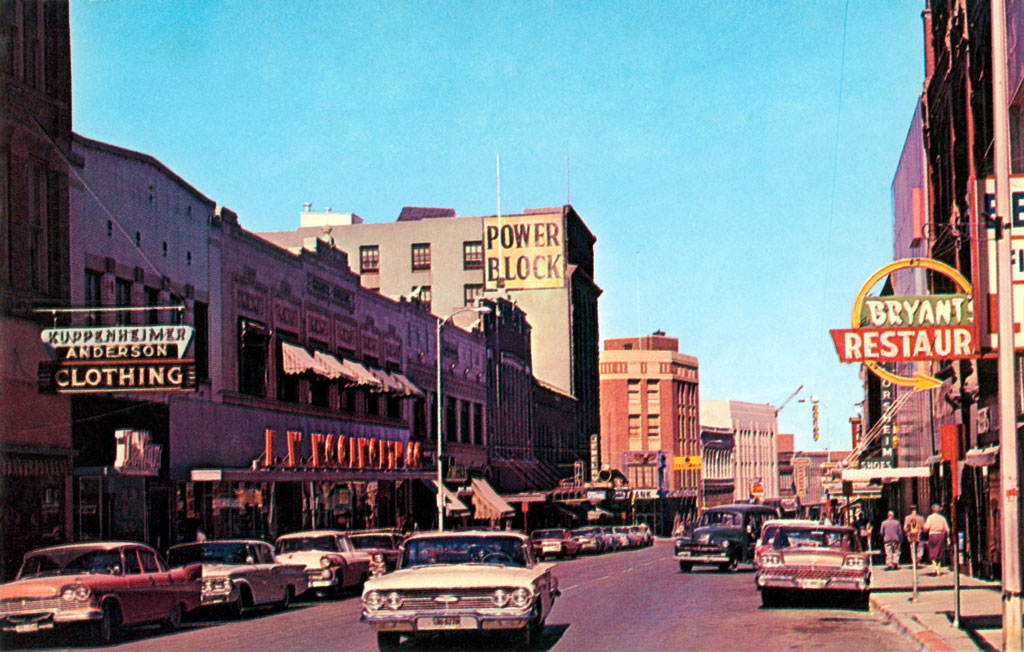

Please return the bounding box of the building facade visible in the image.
[0,0,74,579]
[259,204,601,478]
[599,333,700,502]
[700,400,779,502]
[699,404,735,509]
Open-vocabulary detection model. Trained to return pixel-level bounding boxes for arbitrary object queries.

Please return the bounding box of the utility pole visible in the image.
[991,0,1022,648]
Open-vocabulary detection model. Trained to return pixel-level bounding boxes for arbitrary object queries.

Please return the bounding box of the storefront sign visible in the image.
[41,325,194,358]
[114,429,162,476]
[38,360,197,393]
[673,455,702,471]
[483,214,566,290]
[829,258,974,391]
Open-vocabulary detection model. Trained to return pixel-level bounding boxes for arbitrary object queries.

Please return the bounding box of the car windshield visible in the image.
[276,536,339,553]
[19,548,123,578]
[167,542,250,567]
[774,528,860,552]
[402,536,529,568]
[612,527,629,534]
[350,535,395,550]
[761,525,779,544]
[532,530,563,540]
[698,511,739,527]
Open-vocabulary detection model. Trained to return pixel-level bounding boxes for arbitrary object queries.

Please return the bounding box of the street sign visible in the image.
[750,482,764,499]
[673,455,702,471]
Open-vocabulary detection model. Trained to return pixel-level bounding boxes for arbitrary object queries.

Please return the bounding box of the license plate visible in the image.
[15,623,40,633]
[679,551,690,557]
[797,579,827,589]
[418,616,476,630]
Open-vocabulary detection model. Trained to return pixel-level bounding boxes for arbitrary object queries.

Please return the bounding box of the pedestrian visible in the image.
[880,510,902,570]
[903,504,926,565]
[923,503,950,575]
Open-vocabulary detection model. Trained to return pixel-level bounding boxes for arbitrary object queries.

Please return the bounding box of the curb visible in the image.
[870,595,957,652]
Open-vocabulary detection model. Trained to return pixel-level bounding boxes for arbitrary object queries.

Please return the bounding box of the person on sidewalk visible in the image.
[923,503,950,575]
[903,504,926,566]
[880,510,902,570]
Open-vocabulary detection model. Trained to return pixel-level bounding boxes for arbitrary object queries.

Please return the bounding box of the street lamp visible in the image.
[436,305,492,531]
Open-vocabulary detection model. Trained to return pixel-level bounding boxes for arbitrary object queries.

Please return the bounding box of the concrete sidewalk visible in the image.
[869,559,1005,652]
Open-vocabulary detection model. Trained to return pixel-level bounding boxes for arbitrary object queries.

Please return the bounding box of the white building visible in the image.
[700,400,779,502]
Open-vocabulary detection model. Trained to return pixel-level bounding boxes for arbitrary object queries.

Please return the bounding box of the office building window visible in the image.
[115,279,132,325]
[146,287,160,324]
[460,400,471,443]
[627,379,641,410]
[463,241,483,270]
[646,379,660,409]
[418,286,431,312]
[238,318,268,396]
[446,397,457,442]
[84,269,102,326]
[628,415,641,439]
[473,403,483,445]
[360,245,379,273]
[411,243,431,271]
[463,284,483,306]
[276,337,300,403]
[647,415,660,439]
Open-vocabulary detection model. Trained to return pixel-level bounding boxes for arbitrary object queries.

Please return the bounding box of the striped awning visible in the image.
[390,372,425,398]
[312,351,359,382]
[370,368,406,394]
[343,359,383,389]
[281,341,318,375]
[1,455,70,477]
[470,477,514,521]
[429,480,470,516]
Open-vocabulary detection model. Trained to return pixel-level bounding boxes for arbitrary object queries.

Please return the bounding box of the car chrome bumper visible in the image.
[362,610,533,632]
[674,552,729,564]
[0,607,102,633]
[756,573,870,592]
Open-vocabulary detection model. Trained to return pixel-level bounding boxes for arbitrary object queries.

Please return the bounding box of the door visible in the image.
[138,547,173,619]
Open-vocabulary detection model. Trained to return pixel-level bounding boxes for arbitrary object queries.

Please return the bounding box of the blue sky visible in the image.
[70,0,926,451]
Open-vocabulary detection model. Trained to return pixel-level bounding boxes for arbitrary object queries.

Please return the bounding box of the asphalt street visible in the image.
[3,540,912,652]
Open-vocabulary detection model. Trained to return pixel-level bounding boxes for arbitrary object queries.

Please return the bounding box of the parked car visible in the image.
[0,541,201,644]
[753,519,818,569]
[530,528,581,559]
[602,526,628,550]
[569,527,605,554]
[613,526,644,548]
[674,504,779,572]
[756,523,871,608]
[275,530,371,598]
[167,539,307,617]
[348,531,403,573]
[634,523,654,546]
[628,525,653,547]
[360,530,559,651]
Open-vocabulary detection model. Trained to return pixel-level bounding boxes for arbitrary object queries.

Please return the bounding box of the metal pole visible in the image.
[991,1,1023,647]
[437,317,445,532]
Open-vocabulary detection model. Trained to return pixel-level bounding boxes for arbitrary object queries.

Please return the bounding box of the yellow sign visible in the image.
[483,214,566,290]
[673,455,702,471]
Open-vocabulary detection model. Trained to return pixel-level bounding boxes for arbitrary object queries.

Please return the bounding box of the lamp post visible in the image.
[436,305,492,531]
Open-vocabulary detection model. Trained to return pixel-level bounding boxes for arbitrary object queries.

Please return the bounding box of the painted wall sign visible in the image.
[483,214,566,290]
[830,258,974,391]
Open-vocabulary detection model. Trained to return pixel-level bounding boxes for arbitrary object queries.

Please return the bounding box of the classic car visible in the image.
[529,529,580,559]
[753,519,818,569]
[275,530,371,598]
[755,523,871,608]
[0,541,201,644]
[612,526,644,548]
[674,504,779,572]
[601,526,628,550]
[360,530,560,651]
[167,539,307,617]
[348,531,404,573]
[569,527,605,554]
[633,523,654,546]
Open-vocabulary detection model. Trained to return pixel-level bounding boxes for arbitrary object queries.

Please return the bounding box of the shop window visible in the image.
[238,318,268,396]
[341,386,357,412]
[365,390,381,416]
[411,243,431,271]
[463,240,483,270]
[311,377,331,408]
[360,245,379,273]
[386,394,402,419]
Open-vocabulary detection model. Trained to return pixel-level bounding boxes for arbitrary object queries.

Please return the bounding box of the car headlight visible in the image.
[60,584,91,602]
[721,540,730,548]
[843,555,867,570]
[385,591,403,609]
[761,554,783,568]
[320,555,333,569]
[363,590,383,611]
[492,588,511,607]
[373,553,385,564]
[510,587,532,608]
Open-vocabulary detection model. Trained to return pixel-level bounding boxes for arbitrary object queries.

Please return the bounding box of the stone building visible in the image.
[700,400,779,502]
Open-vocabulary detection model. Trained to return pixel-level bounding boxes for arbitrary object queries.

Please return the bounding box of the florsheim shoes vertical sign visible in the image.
[37,325,198,393]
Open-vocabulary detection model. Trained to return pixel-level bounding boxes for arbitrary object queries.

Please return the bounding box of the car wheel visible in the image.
[224,598,244,620]
[515,614,543,649]
[678,561,692,572]
[377,631,402,651]
[719,554,739,572]
[92,601,120,645]
[162,604,183,632]
[276,585,292,611]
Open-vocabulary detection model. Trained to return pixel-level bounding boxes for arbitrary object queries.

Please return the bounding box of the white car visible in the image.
[167,539,307,617]
[274,530,371,598]
[360,530,560,651]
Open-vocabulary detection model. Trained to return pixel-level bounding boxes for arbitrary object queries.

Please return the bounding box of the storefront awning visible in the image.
[841,467,932,482]
[428,480,470,516]
[343,359,384,389]
[966,445,999,467]
[313,351,360,383]
[470,477,514,520]
[369,368,408,395]
[281,341,318,375]
[390,372,425,398]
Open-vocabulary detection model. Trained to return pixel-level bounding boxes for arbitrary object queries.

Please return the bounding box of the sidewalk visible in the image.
[869,557,1004,652]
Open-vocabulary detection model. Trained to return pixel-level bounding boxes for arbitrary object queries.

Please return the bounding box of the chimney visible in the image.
[303,202,312,212]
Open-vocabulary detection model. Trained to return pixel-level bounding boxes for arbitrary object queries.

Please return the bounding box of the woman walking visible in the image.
[923,503,950,575]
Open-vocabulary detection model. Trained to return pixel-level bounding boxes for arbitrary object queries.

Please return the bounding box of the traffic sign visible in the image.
[750,482,765,499]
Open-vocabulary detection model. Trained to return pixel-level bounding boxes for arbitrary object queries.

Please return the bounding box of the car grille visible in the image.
[679,545,722,555]
[779,566,864,580]
[0,596,68,615]
[395,589,499,612]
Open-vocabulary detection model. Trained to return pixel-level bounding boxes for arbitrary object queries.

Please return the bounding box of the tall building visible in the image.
[0,0,73,579]
[260,204,601,477]
[599,332,700,512]
[700,400,779,502]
